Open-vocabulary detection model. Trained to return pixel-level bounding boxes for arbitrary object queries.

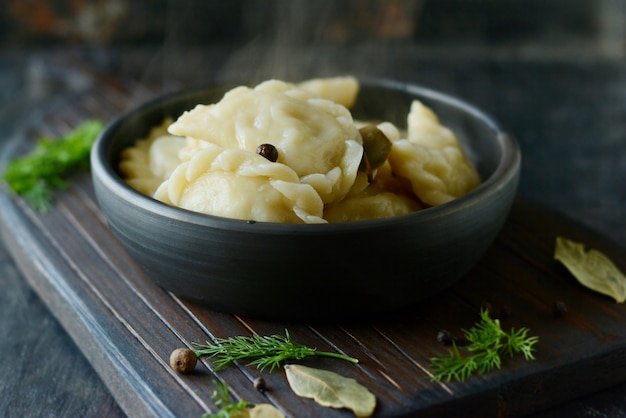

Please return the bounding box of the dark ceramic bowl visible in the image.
[91,79,520,320]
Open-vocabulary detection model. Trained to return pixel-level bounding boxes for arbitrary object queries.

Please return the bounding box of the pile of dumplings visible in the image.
[119,77,480,224]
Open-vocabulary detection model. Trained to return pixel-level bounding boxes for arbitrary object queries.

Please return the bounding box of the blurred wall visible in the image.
[1,0,625,59]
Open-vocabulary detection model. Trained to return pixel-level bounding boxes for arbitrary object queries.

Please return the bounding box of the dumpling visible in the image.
[167,79,363,204]
[324,163,421,222]
[324,177,421,223]
[153,144,326,224]
[296,76,359,108]
[323,188,421,223]
[120,78,482,224]
[387,101,480,206]
[148,135,187,180]
[119,119,185,196]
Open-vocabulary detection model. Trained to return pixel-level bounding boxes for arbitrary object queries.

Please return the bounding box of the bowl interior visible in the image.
[102,80,505,207]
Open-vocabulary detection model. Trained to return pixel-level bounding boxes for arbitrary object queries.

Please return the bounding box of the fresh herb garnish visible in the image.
[430,309,538,382]
[202,380,252,418]
[193,329,359,372]
[2,119,103,212]
[202,381,285,418]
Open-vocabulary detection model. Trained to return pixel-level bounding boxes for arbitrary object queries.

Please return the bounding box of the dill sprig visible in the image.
[2,120,103,212]
[193,329,359,372]
[201,380,252,418]
[430,309,538,382]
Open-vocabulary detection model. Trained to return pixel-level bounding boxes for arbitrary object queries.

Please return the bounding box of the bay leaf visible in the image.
[248,404,285,418]
[230,404,285,418]
[284,364,376,418]
[554,236,626,303]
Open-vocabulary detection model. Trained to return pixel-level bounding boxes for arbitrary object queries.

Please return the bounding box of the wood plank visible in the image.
[1,83,625,418]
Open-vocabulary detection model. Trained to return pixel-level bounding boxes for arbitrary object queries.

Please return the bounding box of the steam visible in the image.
[126,0,422,106]
[215,1,346,83]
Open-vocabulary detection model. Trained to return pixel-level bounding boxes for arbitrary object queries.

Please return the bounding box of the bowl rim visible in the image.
[91,78,520,234]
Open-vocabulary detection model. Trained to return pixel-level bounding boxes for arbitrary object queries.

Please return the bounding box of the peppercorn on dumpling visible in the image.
[153,145,326,224]
[167,79,363,205]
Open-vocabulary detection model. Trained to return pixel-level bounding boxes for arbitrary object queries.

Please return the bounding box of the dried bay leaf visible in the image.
[554,236,626,303]
[248,404,285,418]
[284,364,376,418]
[230,404,285,418]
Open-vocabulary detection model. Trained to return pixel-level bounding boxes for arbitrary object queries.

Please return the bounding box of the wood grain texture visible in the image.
[1,82,625,418]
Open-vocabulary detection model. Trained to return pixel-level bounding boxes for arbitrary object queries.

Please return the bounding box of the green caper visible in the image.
[358,125,392,175]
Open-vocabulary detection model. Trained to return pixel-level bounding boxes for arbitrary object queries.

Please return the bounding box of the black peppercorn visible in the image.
[437,329,455,346]
[169,348,198,374]
[253,376,267,391]
[480,301,493,314]
[256,143,279,162]
[553,300,568,318]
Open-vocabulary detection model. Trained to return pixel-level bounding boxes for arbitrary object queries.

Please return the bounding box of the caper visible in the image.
[169,348,197,374]
[359,125,392,171]
[256,143,279,162]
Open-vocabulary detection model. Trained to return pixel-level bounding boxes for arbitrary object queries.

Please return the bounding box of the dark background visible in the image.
[1,1,625,417]
[0,0,614,48]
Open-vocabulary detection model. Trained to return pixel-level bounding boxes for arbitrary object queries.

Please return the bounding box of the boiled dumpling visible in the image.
[323,187,421,223]
[167,79,363,204]
[296,76,359,108]
[148,136,187,180]
[387,101,480,206]
[324,163,421,222]
[119,119,185,196]
[120,78,483,224]
[153,144,326,224]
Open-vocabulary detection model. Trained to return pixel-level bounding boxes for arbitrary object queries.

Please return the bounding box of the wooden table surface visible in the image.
[1,47,625,417]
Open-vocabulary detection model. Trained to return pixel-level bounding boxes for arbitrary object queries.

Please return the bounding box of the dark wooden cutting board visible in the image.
[1,83,625,418]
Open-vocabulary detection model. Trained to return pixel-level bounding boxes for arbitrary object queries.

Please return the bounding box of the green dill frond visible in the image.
[193,329,358,373]
[430,310,539,383]
[2,119,103,212]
